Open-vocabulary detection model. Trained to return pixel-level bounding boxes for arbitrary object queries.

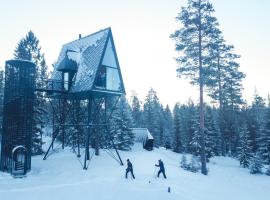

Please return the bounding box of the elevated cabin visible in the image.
[41,28,126,169]
[49,27,125,98]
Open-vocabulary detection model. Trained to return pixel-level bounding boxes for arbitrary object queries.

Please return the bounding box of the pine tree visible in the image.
[157,104,165,147]
[14,31,48,155]
[248,91,266,153]
[204,106,219,160]
[189,109,201,157]
[249,153,263,174]
[237,122,252,168]
[180,154,188,169]
[173,103,182,152]
[171,0,221,175]
[163,105,173,149]
[207,36,245,156]
[182,99,197,153]
[0,70,4,124]
[189,155,201,173]
[111,96,135,151]
[130,91,143,127]
[143,88,161,147]
[258,99,270,164]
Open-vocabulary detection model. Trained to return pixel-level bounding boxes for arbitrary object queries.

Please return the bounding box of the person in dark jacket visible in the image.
[126,159,135,179]
[155,159,167,178]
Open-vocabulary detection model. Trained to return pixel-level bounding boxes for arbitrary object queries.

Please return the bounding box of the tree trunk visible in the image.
[217,51,225,156]
[198,0,207,175]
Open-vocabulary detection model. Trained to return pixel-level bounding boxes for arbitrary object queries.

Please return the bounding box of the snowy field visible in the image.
[0,142,270,200]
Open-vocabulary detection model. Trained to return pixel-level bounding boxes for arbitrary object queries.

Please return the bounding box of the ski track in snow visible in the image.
[0,143,270,200]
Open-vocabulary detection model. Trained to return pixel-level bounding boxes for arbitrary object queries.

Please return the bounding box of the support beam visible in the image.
[83,96,92,170]
[43,128,60,160]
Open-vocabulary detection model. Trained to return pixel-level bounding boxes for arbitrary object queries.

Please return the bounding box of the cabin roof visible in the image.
[51,27,125,95]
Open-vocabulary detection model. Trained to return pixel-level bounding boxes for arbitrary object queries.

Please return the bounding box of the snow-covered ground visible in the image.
[0,142,270,200]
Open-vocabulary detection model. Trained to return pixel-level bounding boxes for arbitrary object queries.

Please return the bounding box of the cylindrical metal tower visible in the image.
[0,59,35,176]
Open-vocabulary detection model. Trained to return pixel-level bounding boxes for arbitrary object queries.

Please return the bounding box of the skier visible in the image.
[126,159,135,179]
[155,159,167,179]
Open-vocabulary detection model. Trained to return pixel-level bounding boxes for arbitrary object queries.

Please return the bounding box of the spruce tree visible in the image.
[237,122,252,168]
[183,99,197,153]
[0,70,4,124]
[14,31,48,155]
[258,99,270,164]
[249,153,263,174]
[173,103,182,152]
[171,0,221,175]
[130,91,143,127]
[248,91,266,153]
[189,155,201,173]
[180,154,188,170]
[143,88,161,147]
[204,106,219,160]
[189,108,201,157]
[111,96,135,151]
[163,105,173,149]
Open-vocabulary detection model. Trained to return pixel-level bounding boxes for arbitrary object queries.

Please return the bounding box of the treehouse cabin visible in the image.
[41,27,126,169]
[49,27,125,98]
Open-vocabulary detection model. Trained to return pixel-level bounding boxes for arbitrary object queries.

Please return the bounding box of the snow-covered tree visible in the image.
[247,91,266,153]
[130,91,143,127]
[143,88,161,147]
[0,70,4,124]
[180,154,188,170]
[189,110,201,157]
[163,105,174,149]
[14,31,48,155]
[181,99,197,153]
[237,122,252,168]
[111,96,135,151]
[258,99,270,164]
[249,153,263,174]
[204,106,220,159]
[173,103,182,152]
[189,155,201,173]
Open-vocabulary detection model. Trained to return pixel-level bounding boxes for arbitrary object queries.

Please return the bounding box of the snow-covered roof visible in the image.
[51,27,124,94]
[132,128,154,143]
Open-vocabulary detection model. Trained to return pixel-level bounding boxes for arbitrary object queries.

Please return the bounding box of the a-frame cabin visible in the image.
[43,27,126,169]
[51,27,125,97]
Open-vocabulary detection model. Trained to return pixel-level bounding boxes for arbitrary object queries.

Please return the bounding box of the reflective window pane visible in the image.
[106,67,121,91]
[95,66,106,88]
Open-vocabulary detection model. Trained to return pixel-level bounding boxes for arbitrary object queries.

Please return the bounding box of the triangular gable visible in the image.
[93,31,125,93]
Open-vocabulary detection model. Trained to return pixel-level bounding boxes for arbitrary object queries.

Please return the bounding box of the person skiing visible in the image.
[126,159,135,179]
[155,159,167,179]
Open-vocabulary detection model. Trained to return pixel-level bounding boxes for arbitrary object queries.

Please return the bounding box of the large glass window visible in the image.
[95,37,122,91]
[102,38,117,68]
[64,72,69,90]
[95,66,106,88]
[106,67,121,91]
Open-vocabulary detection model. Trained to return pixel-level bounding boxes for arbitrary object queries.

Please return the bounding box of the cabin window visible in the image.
[106,67,121,91]
[95,66,106,88]
[64,72,69,90]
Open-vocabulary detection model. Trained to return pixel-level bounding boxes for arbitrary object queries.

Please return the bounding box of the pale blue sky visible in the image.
[0,0,269,107]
